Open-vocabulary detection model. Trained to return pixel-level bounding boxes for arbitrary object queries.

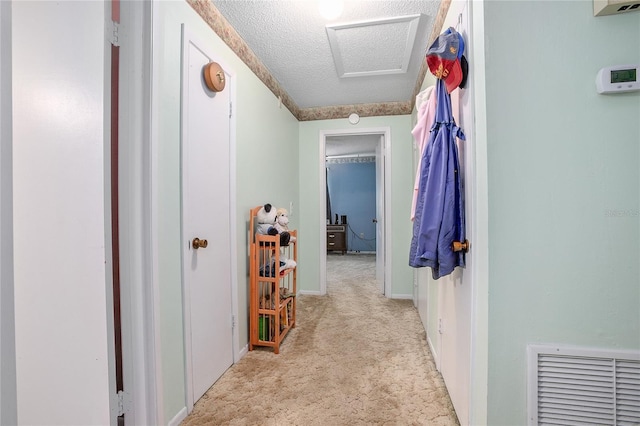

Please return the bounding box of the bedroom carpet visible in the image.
[181,253,459,425]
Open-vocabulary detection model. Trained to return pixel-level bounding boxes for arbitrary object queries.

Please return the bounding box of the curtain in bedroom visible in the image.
[326,167,332,223]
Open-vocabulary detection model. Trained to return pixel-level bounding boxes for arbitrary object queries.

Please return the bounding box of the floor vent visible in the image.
[528,344,640,425]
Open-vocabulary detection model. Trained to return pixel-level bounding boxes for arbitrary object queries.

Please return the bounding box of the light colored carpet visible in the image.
[181,253,459,425]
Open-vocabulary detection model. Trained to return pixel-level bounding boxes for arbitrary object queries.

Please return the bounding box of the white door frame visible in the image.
[180,25,239,411]
[319,127,392,297]
[117,1,162,423]
[374,135,385,294]
[0,2,17,424]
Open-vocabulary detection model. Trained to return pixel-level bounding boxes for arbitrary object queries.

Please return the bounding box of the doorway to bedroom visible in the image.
[319,127,391,297]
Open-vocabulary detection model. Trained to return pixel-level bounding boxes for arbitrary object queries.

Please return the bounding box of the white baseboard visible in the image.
[299,290,322,295]
[427,335,440,372]
[168,406,188,426]
[391,293,413,299]
[237,344,248,359]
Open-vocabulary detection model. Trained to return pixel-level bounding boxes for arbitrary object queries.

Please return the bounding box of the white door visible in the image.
[437,4,473,424]
[374,136,385,294]
[181,28,233,406]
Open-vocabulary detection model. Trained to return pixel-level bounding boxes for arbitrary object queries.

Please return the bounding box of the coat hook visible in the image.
[203,61,226,92]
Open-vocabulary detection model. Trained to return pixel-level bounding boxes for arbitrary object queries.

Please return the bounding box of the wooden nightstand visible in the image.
[327,225,347,254]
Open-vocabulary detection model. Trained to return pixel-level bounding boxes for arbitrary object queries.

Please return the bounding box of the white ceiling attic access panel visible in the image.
[326,14,422,78]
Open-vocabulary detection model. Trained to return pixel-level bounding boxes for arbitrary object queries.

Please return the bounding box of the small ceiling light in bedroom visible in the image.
[318,0,343,20]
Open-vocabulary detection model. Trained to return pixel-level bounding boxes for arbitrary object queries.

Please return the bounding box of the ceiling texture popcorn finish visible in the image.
[187,0,450,121]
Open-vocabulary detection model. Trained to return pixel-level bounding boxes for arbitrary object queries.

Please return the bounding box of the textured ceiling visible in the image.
[210,0,443,113]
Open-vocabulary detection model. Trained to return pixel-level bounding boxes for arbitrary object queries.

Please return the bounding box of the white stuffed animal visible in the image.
[256,203,278,235]
[274,207,296,243]
[279,257,296,271]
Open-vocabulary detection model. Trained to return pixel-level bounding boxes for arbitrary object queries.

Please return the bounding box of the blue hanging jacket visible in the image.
[409,79,466,280]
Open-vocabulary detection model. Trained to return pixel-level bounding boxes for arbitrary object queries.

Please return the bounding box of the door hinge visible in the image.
[231,314,236,330]
[116,390,131,417]
[108,21,120,47]
[229,102,233,118]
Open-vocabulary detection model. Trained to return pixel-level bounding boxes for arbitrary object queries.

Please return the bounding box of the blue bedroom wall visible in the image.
[326,159,376,252]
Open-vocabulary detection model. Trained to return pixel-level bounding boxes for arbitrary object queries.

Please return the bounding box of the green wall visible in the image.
[298,115,415,297]
[483,2,640,424]
[154,1,299,420]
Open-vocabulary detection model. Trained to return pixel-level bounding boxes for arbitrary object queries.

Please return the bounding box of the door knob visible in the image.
[192,237,208,249]
[452,239,469,253]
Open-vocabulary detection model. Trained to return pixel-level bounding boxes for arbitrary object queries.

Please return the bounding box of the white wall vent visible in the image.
[528,344,640,425]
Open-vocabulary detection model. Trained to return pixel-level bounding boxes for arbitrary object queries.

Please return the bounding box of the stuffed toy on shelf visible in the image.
[274,207,296,243]
[256,203,290,246]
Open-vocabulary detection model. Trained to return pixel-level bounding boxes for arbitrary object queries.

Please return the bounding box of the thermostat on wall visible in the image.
[596,64,640,94]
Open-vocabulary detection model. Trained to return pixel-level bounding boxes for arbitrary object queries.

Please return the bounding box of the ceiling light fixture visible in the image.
[318,0,343,20]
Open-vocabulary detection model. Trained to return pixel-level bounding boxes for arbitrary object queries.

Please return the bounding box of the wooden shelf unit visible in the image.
[249,206,297,354]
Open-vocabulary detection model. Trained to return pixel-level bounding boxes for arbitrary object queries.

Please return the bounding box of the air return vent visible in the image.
[528,344,640,425]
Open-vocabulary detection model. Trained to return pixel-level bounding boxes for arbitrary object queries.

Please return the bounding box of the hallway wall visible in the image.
[482,2,640,424]
[299,115,415,298]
